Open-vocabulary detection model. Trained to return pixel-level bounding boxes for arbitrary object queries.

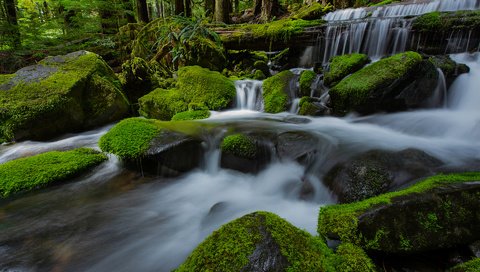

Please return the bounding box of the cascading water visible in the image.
[234,80,264,111]
[319,0,480,63]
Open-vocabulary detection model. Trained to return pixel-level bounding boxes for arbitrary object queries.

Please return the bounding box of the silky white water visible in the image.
[1,53,480,271]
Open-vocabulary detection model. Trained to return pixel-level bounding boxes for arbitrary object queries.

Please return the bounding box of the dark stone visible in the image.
[324,149,443,203]
[276,131,320,167]
[220,139,271,174]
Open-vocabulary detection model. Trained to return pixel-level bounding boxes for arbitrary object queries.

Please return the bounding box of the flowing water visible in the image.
[1,52,480,271]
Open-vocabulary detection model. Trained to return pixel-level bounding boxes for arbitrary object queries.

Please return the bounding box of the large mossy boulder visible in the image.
[0,148,107,198]
[99,117,204,176]
[329,51,438,115]
[450,258,480,272]
[299,70,317,97]
[132,17,226,76]
[119,57,158,101]
[0,51,129,143]
[324,53,370,87]
[220,133,271,173]
[177,211,338,271]
[262,70,295,113]
[429,55,470,87]
[138,66,236,120]
[318,172,480,254]
[324,149,443,203]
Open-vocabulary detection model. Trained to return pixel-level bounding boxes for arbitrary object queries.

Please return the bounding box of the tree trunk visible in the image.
[260,0,280,21]
[253,0,261,16]
[122,0,136,23]
[184,0,191,17]
[136,0,149,23]
[175,0,184,15]
[155,0,162,18]
[4,0,20,46]
[205,0,215,17]
[215,0,229,23]
[234,0,239,13]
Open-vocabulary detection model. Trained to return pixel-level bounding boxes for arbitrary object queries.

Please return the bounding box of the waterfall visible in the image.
[427,68,448,108]
[235,80,264,111]
[320,0,480,63]
[448,53,480,111]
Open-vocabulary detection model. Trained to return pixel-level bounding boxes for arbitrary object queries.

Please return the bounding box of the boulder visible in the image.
[298,96,327,116]
[318,172,480,254]
[276,131,320,166]
[429,55,470,87]
[324,149,443,203]
[220,134,271,173]
[138,66,235,120]
[119,57,158,101]
[0,51,129,142]
[99,118,204,176]
[299,70,317,97]
[324,53,370,87]
[262,70,295,113]
[329,52,438,115]
[0,148,106,198]
[177,211,338,271]
[450,258,480,272]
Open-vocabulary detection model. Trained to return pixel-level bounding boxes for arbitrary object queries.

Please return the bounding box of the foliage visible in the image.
[324,53,369,87]
[99,117,162,160]
[449,258,480,272]
[221,134,257,159]
[262,70,294,113]
[0,148,106,198]
[171,110,211,121]
[318,172,480,246]
[138,66,235,120]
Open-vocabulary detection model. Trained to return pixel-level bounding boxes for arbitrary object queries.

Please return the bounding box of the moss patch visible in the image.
[291,3,333,20]
[329,51,422,114]
[449,258,480,272]
[298,97,320,116]
[138,66,235,120]
[171,110,210,121]
[412,10,480,32]
[318,172,480,249]
[177,211,337,271]
[0,148,107,198]
[262,70,294,113]
[334,243,376,272]
[324,53,370,87]
[221,134,257,159]
[299,70,316,96]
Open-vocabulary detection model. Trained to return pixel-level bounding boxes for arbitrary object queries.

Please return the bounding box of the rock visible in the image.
[99,118,204,176]
[220,134,271,173]
[262,70,295,113]
[329,52,438,115]
[120,57,157,101]
[449,258,480,272]
[131,18,226,77]
[177,211,339,272]
[318,172,480,254]
[0,51,129,142]
[0,148,107,198]
[469,241,480,258]
[299,70,317,97]
[290,3,333,20]
[253,60,271,77]
[324,149,443,203]
[324,53,370,87]
[298,97,327,116]
[429,55,470,87]
[171,110,211,121]
[276,131,320,167]
[138,66,236,120]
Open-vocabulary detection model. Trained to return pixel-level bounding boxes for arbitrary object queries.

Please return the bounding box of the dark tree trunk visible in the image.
[4,0,20,46]
[122,0,136,23]
[175,0,184,15]
[253,0,261,16]
[215,0,229,23]
[136,0,149,23]
[234,0,239,13]
[205,0,215,17]
[155,0,162,18]
[260,0,280,21]
[184,0,191,17]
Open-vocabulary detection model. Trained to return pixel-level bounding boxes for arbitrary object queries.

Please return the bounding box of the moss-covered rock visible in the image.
[99,117,204,175]
[429,55,470,87]
[450,258,480,272]
[0,148,107,198]
[171,110,210,121]
[253,60,271,77]
[334,243,377,272]
[253,69,266,80]
[132,17,225,77]
[298,97,323,116]
[324,53,370,87]
[177,211,337,271]
[329,51,438,115]
[0,51,129,143]
[119,57,158,101]
[318,172,480,253]
[138,66,236,120]
[291,3,333,20]
[262,70,295,113]
[221,134,257,159]
[299,70,317,97]
[412,11,480,32]
[324,149,442,203]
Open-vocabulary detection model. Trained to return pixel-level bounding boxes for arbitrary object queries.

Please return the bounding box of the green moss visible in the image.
[412,10,480,32]
[253,69,266,80]
[299,70,316,96]
[298,96,320,116]
[177,211,337,272]
[318,172,480,246]
[369,0,397,7]
[221,134,257,159]
[449,258,480,272]
[99,118,162,159]
[324,53,369,87]
[329,51,422,114]
[334,243,376,272]
[291,3,333,20]
[220,19,324,43]
[138,66,235,120]
[0,148,106,198]
[171,110,210,121]
[262,70,294,113]
[418,212,442,232]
